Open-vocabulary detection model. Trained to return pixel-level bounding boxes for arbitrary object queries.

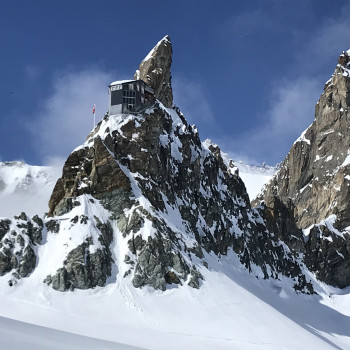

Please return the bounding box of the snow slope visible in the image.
[235,161,277,200]
[0,316,144,350]
[0,245,349,350]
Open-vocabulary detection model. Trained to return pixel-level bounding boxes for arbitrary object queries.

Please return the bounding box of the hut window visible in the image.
[123,90,136,98]
[123,97,135,105]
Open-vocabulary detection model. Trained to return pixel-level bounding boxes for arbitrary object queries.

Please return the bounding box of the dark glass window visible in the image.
[123,90,136,98]
[123,97,135,105]
[111,91,121,106]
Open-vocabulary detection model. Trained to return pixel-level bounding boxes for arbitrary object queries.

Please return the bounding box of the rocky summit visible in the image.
[134,35,173,108]
[255,50,350,288]
[0,36,316,293]
[44,101,312,292]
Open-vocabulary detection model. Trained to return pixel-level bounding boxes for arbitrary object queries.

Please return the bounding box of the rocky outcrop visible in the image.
[42,37,317,293]
[255,50,350,288]
[46,98,314,293]
[48,131,131,217]
[134,35,173,108]
[44,233,113,292]
[0,212,44,285]
[0,37,317,294]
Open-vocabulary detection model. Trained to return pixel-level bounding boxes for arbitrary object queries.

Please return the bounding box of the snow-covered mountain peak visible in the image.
[0,161,54,194]
[0,161,61,218]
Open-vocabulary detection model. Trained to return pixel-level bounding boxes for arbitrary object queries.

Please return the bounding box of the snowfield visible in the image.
[0,248,349,349]
[235,161,277,200]
[0,316,144,350]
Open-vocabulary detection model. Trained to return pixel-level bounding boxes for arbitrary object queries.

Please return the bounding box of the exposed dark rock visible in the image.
[46,219,60,233]
[134,35,173,108]
[18,246,36,277]
[45,240,113,292]
[164,271,181,285]
[0,219,11,241]
[15,212,27,221]
[33,38,328,294]
[48,136,131,217]
[0,214,42,281]
[132,233,191,291]
[45,99,315,293]
[255,49,350,288]
[188,268,203,289]
[31,215,44,244]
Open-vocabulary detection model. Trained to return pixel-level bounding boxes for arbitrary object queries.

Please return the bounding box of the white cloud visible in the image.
[29,68,118,162]
[231,77,320,165]
[295,14,350,71]
[217,3,350,165]
[208,76,322,166]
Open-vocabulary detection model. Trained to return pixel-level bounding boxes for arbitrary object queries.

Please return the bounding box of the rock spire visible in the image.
[134,35,173,108]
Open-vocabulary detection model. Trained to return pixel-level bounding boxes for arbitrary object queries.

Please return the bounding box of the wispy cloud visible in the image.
[25,65,41,80]
[217,3,350,165]
[173,75,216,128]
[29,68,117,162]
[221,76,320,165]
[294,16,350,74]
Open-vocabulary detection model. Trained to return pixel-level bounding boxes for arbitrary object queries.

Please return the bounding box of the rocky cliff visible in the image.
[0,37,315,293]
[255,50,350,288]
[134,35,173,108]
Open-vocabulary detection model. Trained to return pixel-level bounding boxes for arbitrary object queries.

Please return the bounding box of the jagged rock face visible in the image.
[134,36,173,108]
[45,195,115,292]
[46,101,314,293]
[1,39,318,294]
[255,50,350,288]
[44,211,114,292]
[0,213,43,285]
[48,132,131,217]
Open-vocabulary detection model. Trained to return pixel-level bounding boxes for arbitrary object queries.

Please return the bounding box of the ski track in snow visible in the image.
[0,248,349,350]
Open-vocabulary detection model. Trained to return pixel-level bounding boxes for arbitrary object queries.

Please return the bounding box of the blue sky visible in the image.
[1,0,350,166]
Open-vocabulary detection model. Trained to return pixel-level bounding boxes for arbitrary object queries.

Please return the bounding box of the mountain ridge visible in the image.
[0,36,350,350]
[254,49,350,288]
[0,36,314,294]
